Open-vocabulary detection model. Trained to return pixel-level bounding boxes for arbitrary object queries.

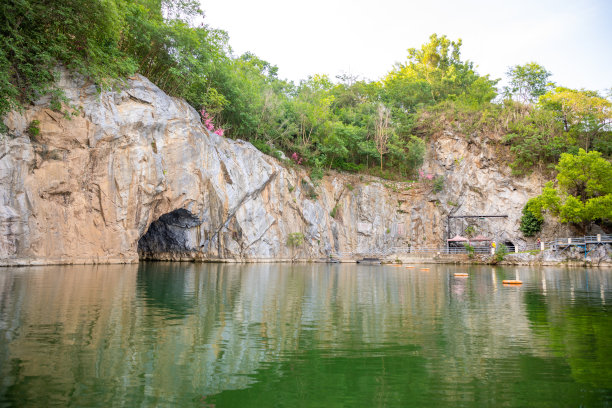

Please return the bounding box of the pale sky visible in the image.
[201,0,611,93]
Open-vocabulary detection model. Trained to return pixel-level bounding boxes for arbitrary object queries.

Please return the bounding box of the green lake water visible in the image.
[0,263,610,407]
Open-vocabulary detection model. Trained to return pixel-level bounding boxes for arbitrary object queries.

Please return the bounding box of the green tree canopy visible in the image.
[3,1,605,189]
[525,149,612,226]
[382,34,497,113]
[503,62,553,104]
[504,107,569,175]
[539,87,612,153]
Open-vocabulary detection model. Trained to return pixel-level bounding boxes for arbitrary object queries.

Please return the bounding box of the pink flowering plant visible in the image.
[200,108,225,136]
[418,169,434,181]
[290,152,303,165]
[419,169,445,192]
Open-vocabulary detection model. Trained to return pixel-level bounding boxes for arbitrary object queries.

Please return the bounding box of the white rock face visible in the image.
[0,73,548,265]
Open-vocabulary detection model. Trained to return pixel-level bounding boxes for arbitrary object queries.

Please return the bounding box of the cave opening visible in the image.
[138,208,202,261]
[504,241,515,253]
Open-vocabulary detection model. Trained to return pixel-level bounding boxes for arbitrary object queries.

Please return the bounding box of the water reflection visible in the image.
[0,263,610,407]
[137,262,196,319]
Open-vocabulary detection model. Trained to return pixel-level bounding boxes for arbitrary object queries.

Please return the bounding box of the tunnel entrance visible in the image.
[503,241,515,253]
[138,209,202,260]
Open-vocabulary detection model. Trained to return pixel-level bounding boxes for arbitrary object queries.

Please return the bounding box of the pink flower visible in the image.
[290,152,303,165]
[207,124,214,131]
[215,128,224,136]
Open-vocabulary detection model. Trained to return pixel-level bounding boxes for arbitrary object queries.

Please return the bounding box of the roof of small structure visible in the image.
[447,235,469,242]
[470,235,491,241]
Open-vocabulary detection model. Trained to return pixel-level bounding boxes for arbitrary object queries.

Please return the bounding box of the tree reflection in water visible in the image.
[0,263,609,407]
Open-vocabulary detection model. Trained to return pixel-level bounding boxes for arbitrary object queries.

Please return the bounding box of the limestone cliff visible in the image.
[0,72,548,265]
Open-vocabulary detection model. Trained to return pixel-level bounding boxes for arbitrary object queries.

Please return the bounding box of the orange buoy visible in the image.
[389,264,403,267]
[502,280,523,285]
[420,268,430,271]
[454,273,468,277]
[405,265,415,268]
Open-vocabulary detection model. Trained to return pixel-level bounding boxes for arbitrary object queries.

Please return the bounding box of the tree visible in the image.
[503,62,553,104]
[555,149,612,202]
[0,0,137,120]
[0,0,232,126]
[526,149,612,227]
[539,87,611,153]
[374,103,391,171]
[519,205,544,236]
[383,34,496,112]
[504,107,569,176]
[291,75,335,152]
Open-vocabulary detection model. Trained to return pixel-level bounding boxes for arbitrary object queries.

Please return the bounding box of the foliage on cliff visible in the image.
[0,1,494,178]
[522,149,612,230]
[0,0,234,118]
[1,0,610,188]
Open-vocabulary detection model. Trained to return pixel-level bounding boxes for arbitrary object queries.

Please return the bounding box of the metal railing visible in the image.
[332,234,611,259]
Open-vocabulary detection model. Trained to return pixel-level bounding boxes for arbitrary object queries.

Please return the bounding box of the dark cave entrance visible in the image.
[503,241,515,253]
[138,209,202,260]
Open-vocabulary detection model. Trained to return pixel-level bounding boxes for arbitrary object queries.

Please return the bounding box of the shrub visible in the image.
[432,175,445,193]
[286,232,305,248]
[495,243,509,262]
[310,166,324,183]
[286,232,305,260]
[463,243,475,259]
[519,206,543,236]
[252,140,272,155]
[27,120,40,141]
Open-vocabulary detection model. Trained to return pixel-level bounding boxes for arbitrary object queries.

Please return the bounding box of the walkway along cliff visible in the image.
[0,72,591,265]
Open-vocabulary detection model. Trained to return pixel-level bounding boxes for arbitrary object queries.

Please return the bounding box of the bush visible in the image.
[286,232,304,248]
[252,139,272,155]
[519,207,543,236]
[463,243,475,259]
[27,119,40,141]
[310,166,324,183]
[464,225,476,237]
[433,175,445,193]
[495,243,509,262]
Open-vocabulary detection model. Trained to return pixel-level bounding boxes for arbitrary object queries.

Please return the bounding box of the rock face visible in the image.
[0,72,550,265]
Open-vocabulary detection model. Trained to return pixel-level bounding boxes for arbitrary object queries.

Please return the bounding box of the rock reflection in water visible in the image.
[0,263,610,407]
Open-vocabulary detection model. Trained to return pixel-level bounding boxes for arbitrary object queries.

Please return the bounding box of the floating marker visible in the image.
[421,268,430,271]
[503,280,523,285]
[405,266,415,268]
[454,273,468,277]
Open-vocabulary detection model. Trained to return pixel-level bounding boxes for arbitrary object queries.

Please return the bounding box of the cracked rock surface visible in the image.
[1,72,553,265]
